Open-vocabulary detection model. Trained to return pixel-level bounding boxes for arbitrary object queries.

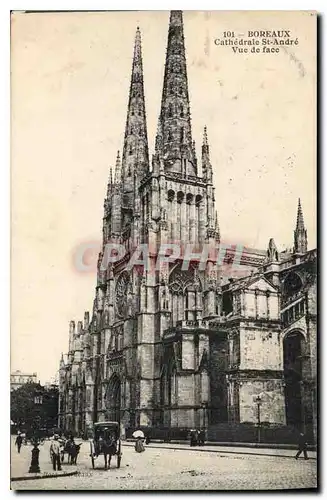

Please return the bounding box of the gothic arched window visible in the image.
[169,264,202,325]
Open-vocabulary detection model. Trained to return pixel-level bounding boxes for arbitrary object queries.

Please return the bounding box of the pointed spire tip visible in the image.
[169,10,183,27]
[203,125,208,145]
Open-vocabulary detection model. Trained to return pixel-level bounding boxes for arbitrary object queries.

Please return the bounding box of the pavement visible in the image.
[123,440,317,460]
[11,439,78,482]
[11,437,317,491]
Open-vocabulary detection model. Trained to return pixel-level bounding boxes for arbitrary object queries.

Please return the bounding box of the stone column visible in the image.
[181,199,187,243]
[171,198,177,241]
[195,289,202,320]
[199,200,205,244]
[191,201,196,244]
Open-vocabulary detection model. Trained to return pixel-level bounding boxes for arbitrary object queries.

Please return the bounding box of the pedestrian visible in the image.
[295,432,309,460]
[50,434,62,471]
[135,436,145,453]
[190,430,197,447]
[68,434,75,446]
[15,432,23,453]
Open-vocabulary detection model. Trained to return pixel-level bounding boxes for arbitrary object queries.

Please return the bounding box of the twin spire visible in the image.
[109,11,212,191]
[121,26,149,191]
[156,11,196,174]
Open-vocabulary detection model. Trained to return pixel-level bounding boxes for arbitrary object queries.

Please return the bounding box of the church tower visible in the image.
[135,11,220,429]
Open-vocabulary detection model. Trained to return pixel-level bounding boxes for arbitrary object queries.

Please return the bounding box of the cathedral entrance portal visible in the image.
[106,374,121,424]
[283,331,304,430]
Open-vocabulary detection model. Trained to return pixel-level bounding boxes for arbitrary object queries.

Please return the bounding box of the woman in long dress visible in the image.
[135,436,145,453]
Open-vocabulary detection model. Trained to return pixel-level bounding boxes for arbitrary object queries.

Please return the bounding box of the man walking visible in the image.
[50,434,62,471]
[295,432,309,460]
[15,432,23,453]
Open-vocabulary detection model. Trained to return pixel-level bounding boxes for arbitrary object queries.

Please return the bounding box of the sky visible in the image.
[11,11,316,383]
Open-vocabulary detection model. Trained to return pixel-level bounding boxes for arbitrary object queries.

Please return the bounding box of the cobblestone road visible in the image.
[12,438,317,491]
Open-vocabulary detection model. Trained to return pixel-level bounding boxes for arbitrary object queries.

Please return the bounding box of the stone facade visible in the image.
[58,11,317,442]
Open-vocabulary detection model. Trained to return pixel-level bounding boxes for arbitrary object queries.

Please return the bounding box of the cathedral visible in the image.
[58,11,317,442]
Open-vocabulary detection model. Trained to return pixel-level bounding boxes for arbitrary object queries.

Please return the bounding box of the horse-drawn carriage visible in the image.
[89,421,122,470]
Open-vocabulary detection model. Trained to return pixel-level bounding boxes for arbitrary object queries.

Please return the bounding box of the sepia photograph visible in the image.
[10,9,317,491]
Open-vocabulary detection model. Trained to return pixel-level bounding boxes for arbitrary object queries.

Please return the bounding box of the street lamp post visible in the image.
[255,396,262,444]
[28,393,42,474]
[29,435,41,473]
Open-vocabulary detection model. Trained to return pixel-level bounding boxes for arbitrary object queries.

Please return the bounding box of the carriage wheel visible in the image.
[91,456,95,469]
[117,455,121,469]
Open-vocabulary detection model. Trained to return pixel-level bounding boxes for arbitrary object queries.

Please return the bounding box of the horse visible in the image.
[95,436,117,470]
[68,443,82,465]
[61,440,82,465]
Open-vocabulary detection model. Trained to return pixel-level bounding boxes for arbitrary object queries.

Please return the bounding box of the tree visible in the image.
[11,382,59,432]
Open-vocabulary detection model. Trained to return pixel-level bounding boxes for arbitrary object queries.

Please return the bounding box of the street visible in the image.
[11,438,317,491]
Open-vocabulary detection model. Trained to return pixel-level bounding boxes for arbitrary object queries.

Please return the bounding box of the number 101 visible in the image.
[223,31,235,38]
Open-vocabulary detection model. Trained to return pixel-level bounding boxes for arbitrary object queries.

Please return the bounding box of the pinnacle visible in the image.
[106,165,113,197]
[203,126,208,146]
[296,198,305,230]
[114,150,121,185]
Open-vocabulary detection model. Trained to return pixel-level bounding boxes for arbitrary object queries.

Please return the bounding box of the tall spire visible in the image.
[156,11,196,175]
[122,27,149,193]
[294,198,308,253]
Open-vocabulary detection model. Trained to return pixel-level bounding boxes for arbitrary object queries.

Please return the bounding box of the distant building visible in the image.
[10,370,37,391]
